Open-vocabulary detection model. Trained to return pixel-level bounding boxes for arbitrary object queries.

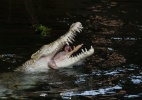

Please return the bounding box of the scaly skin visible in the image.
[15,22,94,73]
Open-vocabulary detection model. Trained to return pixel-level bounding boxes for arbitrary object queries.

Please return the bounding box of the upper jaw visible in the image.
[54,22,84,52]
[31,22,83,60]
[58,22,83,45]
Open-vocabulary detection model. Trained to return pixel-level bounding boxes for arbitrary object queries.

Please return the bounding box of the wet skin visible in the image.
[48,44,83,69]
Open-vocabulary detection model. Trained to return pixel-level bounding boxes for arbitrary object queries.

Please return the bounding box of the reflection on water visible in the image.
[0,54,23,64]
[61,64,142,99]
[111,37,140,40]
[0,0,142,99]
[61,85,122,99]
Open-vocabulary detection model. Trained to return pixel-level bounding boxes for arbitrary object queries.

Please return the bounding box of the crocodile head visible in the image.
[15,22,94,73]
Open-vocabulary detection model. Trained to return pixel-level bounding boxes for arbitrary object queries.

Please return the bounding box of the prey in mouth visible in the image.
[48,44,84,69]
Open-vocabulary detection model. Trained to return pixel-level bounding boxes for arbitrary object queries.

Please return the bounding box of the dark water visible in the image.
[0,0,142,99]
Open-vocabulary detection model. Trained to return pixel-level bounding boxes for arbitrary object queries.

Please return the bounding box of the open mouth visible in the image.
[53,22,94,68]
[55,22,94,59]
[63,22,94,58]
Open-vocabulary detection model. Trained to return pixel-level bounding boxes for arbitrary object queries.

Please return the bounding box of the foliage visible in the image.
[33,24,51,36]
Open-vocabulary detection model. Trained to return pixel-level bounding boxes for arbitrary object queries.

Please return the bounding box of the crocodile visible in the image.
[0,22,94,97]
[15,22,94,73]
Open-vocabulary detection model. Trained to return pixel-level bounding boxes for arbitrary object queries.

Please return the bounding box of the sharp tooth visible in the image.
[70,33,74,37]
[72,35,75,38]
[68,39,73,43]
[71,38,75,41]
[71,31,74,34]
[81,49,85,52]
[76,29,80,33]
[85,48,87,52]
[79,28,82,32]
[80,26,83,29]
[79,53,81,56]
[69,37,74,41]
[77,55,80,58]
[71,30,75,33]
[71,35,74,39]
[74,33,77,36]
[78,54,81,58]
[79,53,83,57]
[80,24,82,27]
[73,30,76,33]
[66,42,69,45]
